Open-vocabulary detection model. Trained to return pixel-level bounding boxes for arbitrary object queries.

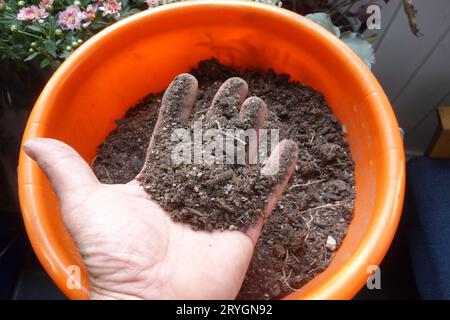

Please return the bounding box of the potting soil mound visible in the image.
[93,58,355,299]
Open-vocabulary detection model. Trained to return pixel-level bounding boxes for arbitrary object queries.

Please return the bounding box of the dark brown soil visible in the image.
[92,58,355,300]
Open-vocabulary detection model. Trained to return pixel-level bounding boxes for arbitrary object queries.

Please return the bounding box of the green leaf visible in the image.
[59,51,71,59]
[305,13,341,38]
[26,24,42,33]
[120,8,141,19]
[40,58,51,68]
[24,52,38,62]
[47,16,57,35]
[340,32,375,69]
[44,40,57,58]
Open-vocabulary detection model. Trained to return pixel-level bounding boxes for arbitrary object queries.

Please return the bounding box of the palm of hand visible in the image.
[59,180,255,300]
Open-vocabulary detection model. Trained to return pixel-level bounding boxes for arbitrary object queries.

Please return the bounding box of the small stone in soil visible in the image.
[326,235,337,251]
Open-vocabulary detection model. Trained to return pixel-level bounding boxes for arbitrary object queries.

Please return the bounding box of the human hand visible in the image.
[23,74,298,300]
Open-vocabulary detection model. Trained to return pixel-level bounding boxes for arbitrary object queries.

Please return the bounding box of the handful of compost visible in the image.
[138,74,298,231]
[23,74,298,299]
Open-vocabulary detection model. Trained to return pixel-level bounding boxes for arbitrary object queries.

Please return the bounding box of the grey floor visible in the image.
[11,251,66,300]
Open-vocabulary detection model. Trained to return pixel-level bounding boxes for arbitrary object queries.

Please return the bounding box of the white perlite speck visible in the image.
[326,235,337,251]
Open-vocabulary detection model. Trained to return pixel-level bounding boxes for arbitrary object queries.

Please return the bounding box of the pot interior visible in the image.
[19,2,404,299]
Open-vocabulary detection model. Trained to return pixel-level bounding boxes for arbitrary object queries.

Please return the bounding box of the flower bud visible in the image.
[18,1,26,7]
[55,29,63,36]
[10,25,18,32]
[66,45,72,51]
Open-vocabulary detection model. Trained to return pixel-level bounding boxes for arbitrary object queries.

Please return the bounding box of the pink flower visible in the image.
[146,0,160,8]
[82,4,97,27]
[57,6,84,30]
[99,0,122,18]
[17,5,49,23]
[85,4,97,21]
[39,0,54,11]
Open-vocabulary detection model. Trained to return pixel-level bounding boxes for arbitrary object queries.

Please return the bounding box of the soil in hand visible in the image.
[137,75,296,232]
[93,58,355,299]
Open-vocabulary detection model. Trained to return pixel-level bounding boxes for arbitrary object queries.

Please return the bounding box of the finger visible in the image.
[239,96,267,131]
[158,73,198,126]
[137,73,198,180]
[23,138,100,202]
[151,73,198,146]
[246,139,298,243]
[238,97,267,164]
[206,77,248,120]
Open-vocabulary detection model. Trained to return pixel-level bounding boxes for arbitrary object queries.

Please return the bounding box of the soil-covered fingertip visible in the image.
[208,77,248,120]
[262,139,299,183]
[279,139,299,168]
[161,73,198,123]
[239,96,267,130]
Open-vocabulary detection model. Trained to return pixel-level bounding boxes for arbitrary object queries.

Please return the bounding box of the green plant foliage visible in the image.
[306,12,375,69]
[0,1,286,69]
[0,0,179,69]
[253,0,282,6]
[340,31,375,68]
[305,12,340,37]
[1,1,414,70]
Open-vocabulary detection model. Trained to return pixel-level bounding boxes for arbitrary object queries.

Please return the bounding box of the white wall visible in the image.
[368,0,450,156]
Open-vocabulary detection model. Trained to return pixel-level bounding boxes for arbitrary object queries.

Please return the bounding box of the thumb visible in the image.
[23,138,100,205]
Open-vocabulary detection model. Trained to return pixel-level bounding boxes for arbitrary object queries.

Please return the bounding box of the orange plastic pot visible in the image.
[18,0,405,300]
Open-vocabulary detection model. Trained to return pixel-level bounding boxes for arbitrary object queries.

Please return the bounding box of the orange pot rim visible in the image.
[18,0,405,300]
